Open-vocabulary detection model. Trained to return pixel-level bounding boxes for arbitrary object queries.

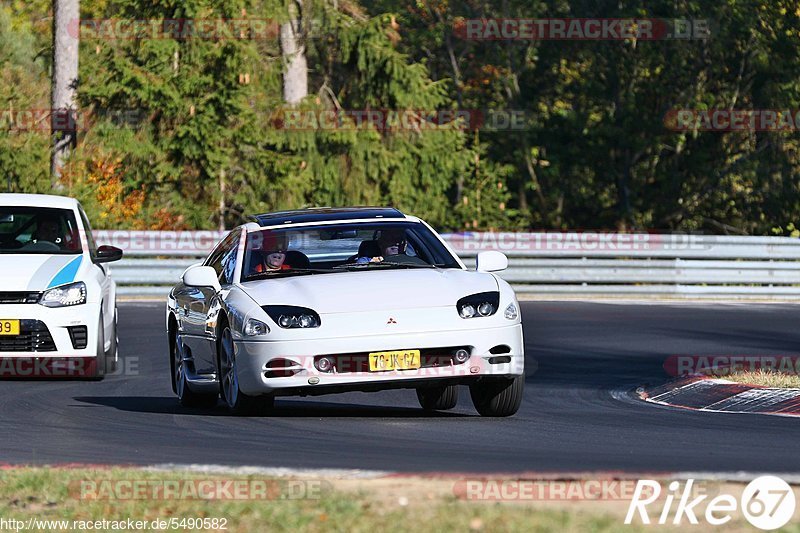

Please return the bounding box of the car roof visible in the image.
[250,207,408,227]
[0,193,79,209]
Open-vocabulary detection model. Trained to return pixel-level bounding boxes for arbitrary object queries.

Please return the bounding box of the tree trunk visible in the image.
[219,169,226,231]
[280,0,307,105]
[51,0,80,186]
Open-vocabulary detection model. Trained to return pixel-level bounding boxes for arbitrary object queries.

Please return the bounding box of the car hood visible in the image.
[0,254,85,291]
[240,268,498,314]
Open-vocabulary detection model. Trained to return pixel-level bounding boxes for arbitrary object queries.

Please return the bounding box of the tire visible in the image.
[469,376,524,417]
[104,308,119,374]
[172,328,217,408]
[88,316,106,380]
[416,384,459,411]
[218,326,274,415]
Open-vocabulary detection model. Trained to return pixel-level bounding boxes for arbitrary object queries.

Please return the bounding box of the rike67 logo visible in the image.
[625,476,796,530]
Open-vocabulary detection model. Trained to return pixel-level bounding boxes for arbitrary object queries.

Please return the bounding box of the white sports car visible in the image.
[0,194,123,378]
[167,208,524,416]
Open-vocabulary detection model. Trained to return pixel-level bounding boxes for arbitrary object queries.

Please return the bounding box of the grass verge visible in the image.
[0,468,635,533]
[0,468,784,532]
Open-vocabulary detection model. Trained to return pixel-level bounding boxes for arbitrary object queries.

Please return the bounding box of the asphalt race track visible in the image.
[2,301,799,474]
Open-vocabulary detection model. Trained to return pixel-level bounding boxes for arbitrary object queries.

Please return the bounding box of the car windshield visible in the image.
[241,222,461,282]
[0,207,83,255]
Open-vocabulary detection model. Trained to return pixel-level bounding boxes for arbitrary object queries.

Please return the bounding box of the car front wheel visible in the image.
[218,326,273,415]
[469,376,524,417]
[105,308,119,374]
[88,315,106,380]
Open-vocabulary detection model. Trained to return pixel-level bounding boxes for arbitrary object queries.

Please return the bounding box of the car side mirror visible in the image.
[182,265,222,293]
[476,251,508,272]
[94,245,123,264]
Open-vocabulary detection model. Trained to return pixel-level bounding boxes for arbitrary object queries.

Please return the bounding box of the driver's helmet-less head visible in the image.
[36,216,62,243]
[378,229,407,255]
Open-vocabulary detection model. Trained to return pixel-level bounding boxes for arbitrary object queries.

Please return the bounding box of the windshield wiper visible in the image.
[333,262,437,270]
[380,262,437,268]
[242,268,334,281]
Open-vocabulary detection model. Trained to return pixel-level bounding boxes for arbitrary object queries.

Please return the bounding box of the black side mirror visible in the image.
[94,245,123,263]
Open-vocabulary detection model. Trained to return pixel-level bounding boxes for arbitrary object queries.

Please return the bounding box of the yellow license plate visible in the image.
[0,319,20,336]
[368,350,421,372]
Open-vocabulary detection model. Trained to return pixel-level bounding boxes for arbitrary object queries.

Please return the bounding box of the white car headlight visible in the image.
[456,292,499,319]
[244,318,270,336]
[504,303,519,320]
[40,282,86,308]
[263,306,321,329]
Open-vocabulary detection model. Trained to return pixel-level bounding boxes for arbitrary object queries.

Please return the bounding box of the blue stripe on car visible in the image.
[47,256,83,288]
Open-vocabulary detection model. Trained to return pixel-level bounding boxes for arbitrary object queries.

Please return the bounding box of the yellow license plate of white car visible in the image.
[368,350,421,371]
[0,319,20,335]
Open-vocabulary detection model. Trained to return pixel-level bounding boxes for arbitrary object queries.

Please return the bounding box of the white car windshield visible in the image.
[0,207,83,255]
[241,222,460,281]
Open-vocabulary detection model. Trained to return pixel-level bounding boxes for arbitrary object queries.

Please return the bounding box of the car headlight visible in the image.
[504,303,519,320]
[39,281,86,308]
[456,292,500,319]
[262,306,321,329]
[244,318,270,336]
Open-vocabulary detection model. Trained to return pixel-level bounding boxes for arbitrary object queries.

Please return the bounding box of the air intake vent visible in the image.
[489,345,511,355]
[68,326,88,350]
[0,320,56,352]
[0,292,41,304]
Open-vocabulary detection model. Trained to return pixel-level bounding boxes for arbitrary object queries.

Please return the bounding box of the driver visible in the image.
[252,232,291,274]
[36,216,64,245]
[355,229,407,264]
[378,229,407,257]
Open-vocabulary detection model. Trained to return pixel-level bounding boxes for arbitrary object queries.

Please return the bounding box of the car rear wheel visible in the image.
[416,384,458,411]
[219,326,274,415]
[173,329,217,408]
[469,376,524,417]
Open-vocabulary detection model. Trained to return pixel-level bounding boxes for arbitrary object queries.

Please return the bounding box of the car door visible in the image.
[180,229,240,375]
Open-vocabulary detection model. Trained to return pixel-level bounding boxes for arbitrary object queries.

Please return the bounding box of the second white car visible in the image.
[0,194,123,379]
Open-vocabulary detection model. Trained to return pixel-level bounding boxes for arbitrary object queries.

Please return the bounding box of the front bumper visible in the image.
[0,303,102,376]
[233,323,524,396]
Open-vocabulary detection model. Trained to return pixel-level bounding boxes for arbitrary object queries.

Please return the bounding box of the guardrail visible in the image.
[96,231,800,299]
